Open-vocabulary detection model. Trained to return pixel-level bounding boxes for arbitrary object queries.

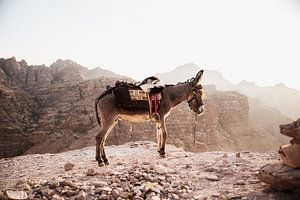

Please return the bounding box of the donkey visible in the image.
[95,70,205,167]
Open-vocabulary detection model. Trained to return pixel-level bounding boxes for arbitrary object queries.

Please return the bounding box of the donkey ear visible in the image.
[194,70,204,85]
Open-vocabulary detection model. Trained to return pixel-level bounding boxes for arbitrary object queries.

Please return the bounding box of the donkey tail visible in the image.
[95,86,116,127]
[95,95,102,126]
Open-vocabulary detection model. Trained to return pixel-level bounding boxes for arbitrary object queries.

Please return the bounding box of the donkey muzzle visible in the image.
[197,105,204,116]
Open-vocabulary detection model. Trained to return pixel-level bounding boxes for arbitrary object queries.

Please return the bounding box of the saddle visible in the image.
[112,77,164,118]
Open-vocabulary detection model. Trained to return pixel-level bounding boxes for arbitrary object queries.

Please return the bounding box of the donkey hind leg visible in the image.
[96,118,118,167]
[100,119,118,166]
[156,122,167,158]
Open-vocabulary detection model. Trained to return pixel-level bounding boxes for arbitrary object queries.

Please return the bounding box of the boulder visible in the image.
[258,162,300,196]
[278,119,300,168]
[278,144,300,168]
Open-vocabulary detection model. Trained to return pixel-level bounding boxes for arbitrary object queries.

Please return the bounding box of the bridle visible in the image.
[187,84,204,114]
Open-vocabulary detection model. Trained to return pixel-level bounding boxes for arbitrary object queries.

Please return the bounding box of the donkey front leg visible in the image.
[156,121,167,158]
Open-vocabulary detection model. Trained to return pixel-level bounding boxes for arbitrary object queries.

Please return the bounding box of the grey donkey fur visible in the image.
[95,70,205,167]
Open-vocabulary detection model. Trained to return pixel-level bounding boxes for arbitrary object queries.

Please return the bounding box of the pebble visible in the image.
[86,169,96,176]
[206,174,220,181]
[60,180,78,190]
[236,180,246,185]
[143,182,155,192]
[5,191,28,200]
[172,193,180,200]
[153,164,168,174]
[64,162,75,171]
[52,194,64,200]
[75,191,87,200]
[151,196,160,200]
[92,181,107,187]
[98,194,110,200]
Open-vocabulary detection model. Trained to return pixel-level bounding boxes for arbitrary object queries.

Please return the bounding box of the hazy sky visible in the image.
[1,0,300,89]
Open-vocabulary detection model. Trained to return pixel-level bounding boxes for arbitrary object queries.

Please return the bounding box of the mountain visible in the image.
[156,63,300,119]
[49,59,131,82]
[156,63,234,90]
[235,81,300,119]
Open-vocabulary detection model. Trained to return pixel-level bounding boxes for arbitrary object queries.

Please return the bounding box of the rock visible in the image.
[133,197,144,200]
[52,194,64,200]
[143,182,155,192]
[280,118,300,140]
[75,191,86,200]
[206,174,219,181]
[86,168,96,176]
[153,164,168,174]
[193,192,206,200]
[15,178,31,190]
[279,144,300,168]
[91,181,107,188]
[64,162,74,171]
[130,142,139,148]
[80,185,95,193]
[172,193,180,200]
[98,194,109,200]
[5,190,28,200]
[258,162,300,194]
[111,188,120,198]
[119,191,130,198]
[236,180,245,185]
[102,186,112,194]
[60,180,78,190]
[151,196,160,200]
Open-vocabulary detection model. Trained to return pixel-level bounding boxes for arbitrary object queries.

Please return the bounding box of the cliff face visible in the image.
[0,58,288,158]
[0,57,124,158]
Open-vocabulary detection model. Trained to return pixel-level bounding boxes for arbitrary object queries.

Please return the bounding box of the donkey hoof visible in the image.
[104,160,110,165]
[159,153,166,158]
[98,162,105,167]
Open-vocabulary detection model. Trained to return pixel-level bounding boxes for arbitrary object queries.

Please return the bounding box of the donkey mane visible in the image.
[164,77,196,87]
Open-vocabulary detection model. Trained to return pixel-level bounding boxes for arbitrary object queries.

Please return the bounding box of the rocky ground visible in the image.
[0,141,298,200]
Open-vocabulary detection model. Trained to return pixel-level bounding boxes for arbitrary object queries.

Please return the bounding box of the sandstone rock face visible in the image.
[0,57,289,158]
[259,162,300,196]
[0,57,123,158]
[259,118,300,196]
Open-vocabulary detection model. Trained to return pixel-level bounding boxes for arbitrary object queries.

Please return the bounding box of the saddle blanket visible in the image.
[113,86,161,110]
[129,90,148,101]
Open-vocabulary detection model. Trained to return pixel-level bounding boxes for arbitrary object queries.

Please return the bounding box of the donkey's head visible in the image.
[187,70,205,115]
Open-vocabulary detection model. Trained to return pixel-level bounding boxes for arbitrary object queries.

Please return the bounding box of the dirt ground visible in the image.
[0,141,297,199]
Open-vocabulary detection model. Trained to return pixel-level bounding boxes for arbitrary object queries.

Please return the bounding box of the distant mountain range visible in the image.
[155,63,300,119]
